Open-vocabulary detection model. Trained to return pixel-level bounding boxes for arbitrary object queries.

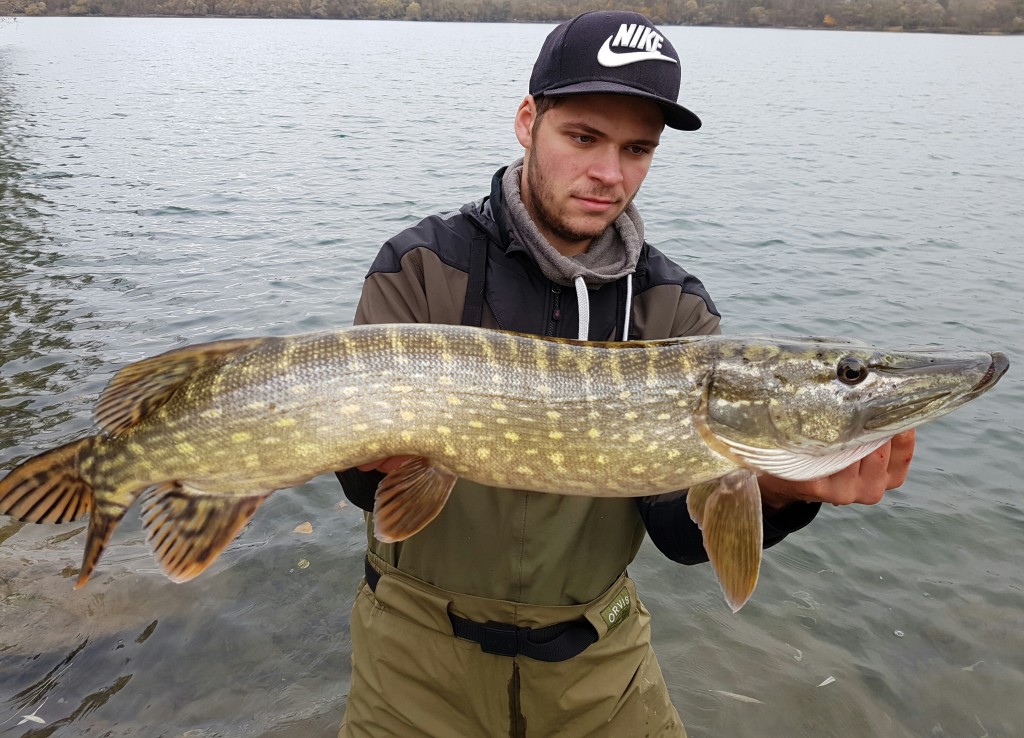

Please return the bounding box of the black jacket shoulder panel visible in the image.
[365,168,512,281]
[365,208,480,278]
[636,243,721,318]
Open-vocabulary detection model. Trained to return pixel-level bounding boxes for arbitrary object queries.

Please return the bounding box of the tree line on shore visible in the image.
[3,0,1022,34]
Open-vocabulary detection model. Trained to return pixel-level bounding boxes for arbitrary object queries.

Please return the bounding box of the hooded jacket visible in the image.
[338,167,818,606]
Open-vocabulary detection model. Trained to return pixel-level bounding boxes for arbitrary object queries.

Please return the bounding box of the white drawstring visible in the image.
[573,273,633,341]
[573,275,589,341]
[622,273,633,341]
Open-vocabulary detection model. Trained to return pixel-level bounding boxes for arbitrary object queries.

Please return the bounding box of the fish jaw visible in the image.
[861,350,1009,433]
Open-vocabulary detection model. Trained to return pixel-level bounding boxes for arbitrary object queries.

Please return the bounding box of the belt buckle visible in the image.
[480,621,521,657]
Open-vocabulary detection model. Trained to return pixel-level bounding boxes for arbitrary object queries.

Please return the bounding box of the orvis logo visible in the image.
[597,23,677,68]
[600,587,632,631]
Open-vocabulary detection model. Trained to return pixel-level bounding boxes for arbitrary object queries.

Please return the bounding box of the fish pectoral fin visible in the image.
[95,337,272,435]
[140,483,270,583]
[687,470,763,613]
[372,457,457,544]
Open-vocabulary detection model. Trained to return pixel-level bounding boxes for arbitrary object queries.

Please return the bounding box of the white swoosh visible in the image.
[597,37,678,68]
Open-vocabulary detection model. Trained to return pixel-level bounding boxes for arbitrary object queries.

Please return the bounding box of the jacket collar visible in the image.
[462,166,528,257]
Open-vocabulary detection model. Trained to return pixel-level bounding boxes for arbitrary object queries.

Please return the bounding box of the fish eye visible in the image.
[836,357,869,385]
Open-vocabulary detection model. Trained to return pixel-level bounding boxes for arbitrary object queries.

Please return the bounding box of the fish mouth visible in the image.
[968,351,1009,397]
[863,352,1009,432]
[862,391,952,431]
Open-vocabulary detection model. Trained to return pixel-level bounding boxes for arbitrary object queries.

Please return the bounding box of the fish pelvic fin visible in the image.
[687,470,764,613]
[141,483,270,583]
[373,457,457,544]
[0,437,97,524]
[95,337,271,435]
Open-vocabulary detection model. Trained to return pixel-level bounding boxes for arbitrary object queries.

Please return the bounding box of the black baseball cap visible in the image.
[529,11,701,131]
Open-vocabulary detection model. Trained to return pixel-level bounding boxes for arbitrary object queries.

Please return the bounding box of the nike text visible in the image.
[612,23,664,53]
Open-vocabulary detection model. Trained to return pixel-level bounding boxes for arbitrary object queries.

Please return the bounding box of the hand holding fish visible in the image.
[758,429,917,510]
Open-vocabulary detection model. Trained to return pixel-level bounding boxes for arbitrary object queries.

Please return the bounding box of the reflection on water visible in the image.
[0,17,1022,738]
[5,634,134,738]
[0,47,106,464]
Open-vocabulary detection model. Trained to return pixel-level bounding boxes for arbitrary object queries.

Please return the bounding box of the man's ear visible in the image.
[514,95,537,149]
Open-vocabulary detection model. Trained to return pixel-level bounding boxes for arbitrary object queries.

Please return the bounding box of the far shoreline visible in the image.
[1,14,1020,36]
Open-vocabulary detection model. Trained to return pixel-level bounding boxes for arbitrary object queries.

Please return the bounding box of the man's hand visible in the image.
[758,430,917,511]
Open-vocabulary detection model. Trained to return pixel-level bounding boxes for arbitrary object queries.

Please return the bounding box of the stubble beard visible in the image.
[525,151,616,245]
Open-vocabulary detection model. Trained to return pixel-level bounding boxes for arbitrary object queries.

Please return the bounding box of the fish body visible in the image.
[0,324,1009,609]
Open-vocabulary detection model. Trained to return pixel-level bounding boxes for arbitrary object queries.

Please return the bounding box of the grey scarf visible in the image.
[502,159,644,288]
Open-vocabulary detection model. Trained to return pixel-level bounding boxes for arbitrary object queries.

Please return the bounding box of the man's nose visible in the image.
[588,147,624,187]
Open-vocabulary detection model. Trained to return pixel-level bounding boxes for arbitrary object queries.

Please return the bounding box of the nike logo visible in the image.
[597,24,678,68]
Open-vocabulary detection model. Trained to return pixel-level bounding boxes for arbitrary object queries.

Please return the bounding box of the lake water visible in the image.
[0,17,1022,738]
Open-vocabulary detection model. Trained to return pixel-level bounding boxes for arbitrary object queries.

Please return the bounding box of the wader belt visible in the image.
[364,556,598,663]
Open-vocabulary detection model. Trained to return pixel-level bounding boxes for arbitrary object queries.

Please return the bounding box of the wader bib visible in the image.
[338,553,686,738]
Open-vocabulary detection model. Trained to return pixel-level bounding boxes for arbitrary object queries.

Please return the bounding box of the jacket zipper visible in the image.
[546,284,562,336]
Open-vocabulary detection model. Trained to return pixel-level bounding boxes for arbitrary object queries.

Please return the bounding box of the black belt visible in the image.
[364,557,598,663]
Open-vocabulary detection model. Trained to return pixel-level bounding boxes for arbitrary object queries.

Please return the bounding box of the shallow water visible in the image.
[0,18,1022,737]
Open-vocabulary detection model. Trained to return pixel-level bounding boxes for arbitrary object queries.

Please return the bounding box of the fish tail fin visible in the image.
[0,437,98,525]
[0,436,141,589]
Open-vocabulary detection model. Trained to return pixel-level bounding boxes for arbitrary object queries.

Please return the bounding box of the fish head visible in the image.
[699,338,1009,480]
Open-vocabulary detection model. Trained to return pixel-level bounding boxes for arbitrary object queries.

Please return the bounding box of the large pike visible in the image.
[0,324,1008,610]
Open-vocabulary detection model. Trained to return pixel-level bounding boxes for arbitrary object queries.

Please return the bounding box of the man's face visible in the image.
[514,94,664,256]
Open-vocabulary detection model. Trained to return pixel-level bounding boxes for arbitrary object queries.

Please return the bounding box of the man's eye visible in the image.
[627,145,650,155]
[572,135,595,144]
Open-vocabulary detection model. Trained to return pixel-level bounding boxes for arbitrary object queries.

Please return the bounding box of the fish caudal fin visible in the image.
[0,437,97,524]
[373,457,457,543]
[141,483,270,583]
[687,470,764,613]
[0,436,148,589]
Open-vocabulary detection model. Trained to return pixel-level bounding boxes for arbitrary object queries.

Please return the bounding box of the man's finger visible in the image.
[885,429,916,489]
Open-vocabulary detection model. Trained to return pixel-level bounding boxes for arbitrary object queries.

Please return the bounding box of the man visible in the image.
[336,11,915,737]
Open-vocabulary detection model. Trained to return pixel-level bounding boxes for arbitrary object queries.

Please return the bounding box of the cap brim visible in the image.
[540,80,702,131]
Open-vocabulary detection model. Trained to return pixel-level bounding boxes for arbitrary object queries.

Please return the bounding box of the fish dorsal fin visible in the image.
[687,470,763,613]
[96,338,266,435]
[140,483,269,583]
[717,437,891,481]
[373,457,457,543]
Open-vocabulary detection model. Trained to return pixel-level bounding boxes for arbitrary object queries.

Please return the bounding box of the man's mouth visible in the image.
[574,194,618,213]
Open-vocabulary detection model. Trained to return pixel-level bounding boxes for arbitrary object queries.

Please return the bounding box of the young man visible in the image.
[336,11,915,737]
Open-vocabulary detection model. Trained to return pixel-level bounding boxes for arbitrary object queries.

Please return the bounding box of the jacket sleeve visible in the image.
[636,291,821,563]
[638,495,821,565]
